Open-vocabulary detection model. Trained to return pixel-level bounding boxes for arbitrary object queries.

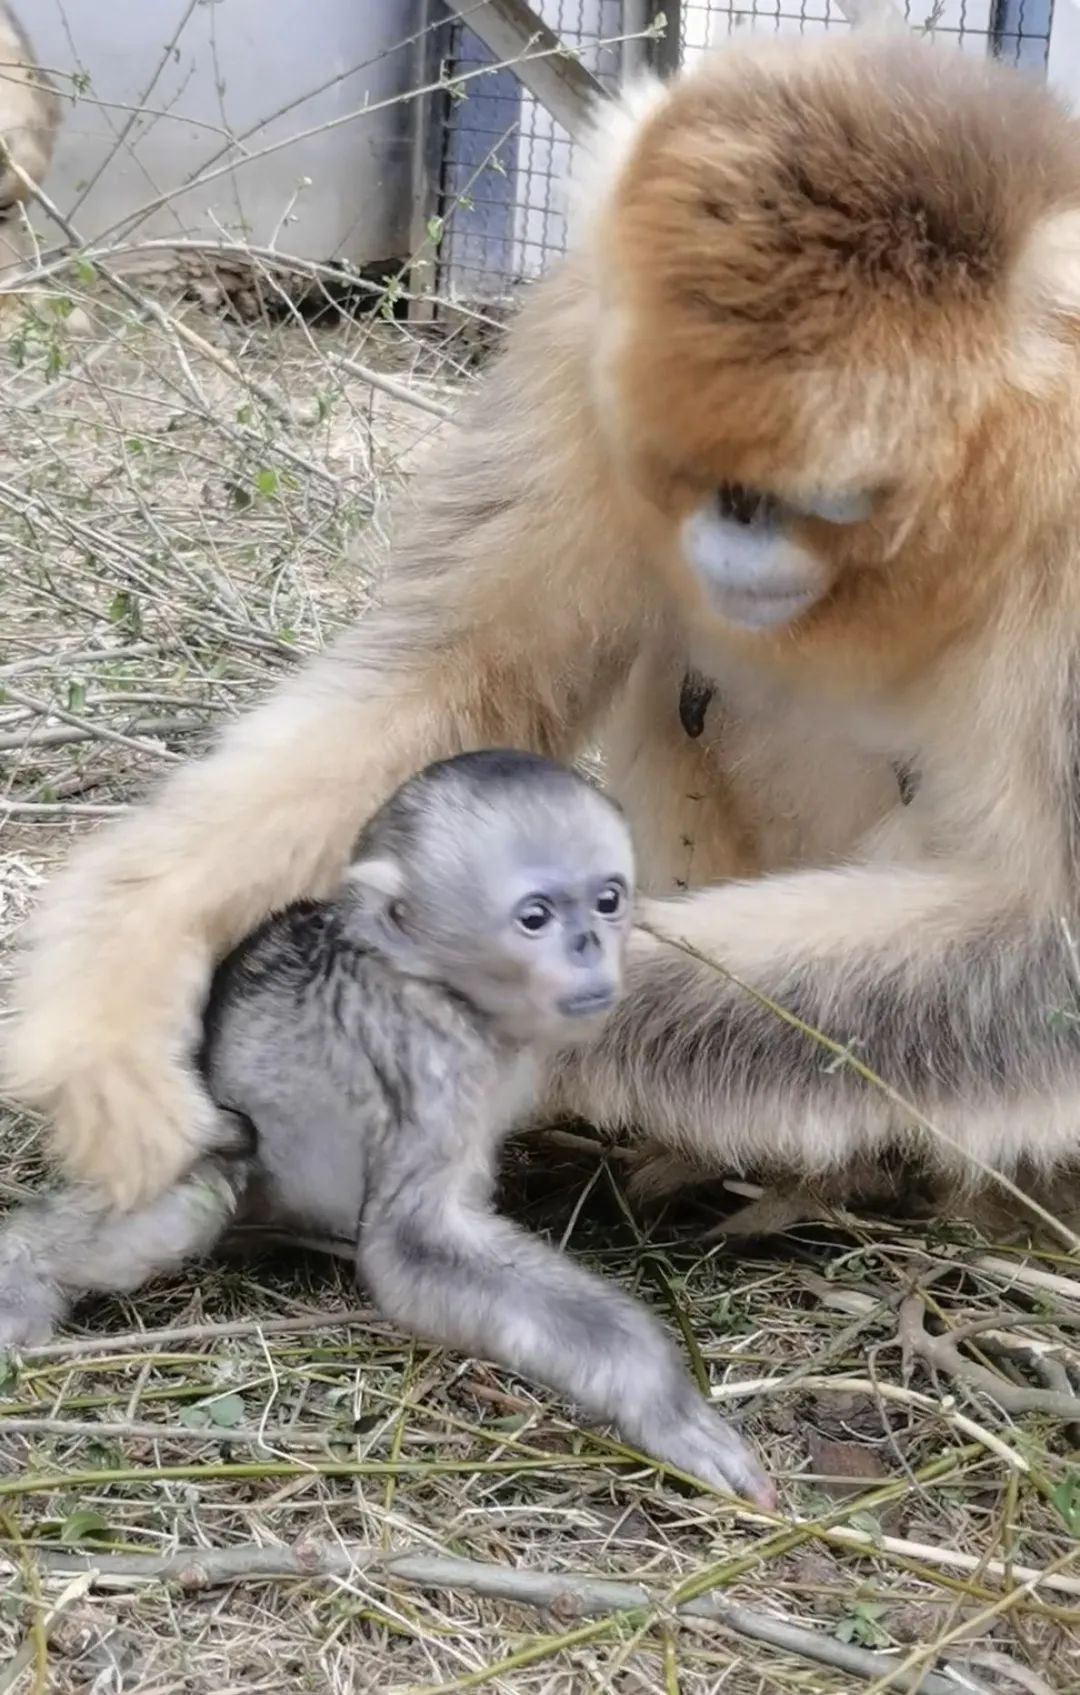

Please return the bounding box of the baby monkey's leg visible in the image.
[358,1156,776,1509]
[0,1160,245,1348]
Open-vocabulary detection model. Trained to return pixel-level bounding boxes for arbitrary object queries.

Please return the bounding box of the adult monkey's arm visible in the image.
[5,267,653,1208]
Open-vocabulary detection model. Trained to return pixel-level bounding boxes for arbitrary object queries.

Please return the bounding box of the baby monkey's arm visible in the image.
[358,1126,776,1509]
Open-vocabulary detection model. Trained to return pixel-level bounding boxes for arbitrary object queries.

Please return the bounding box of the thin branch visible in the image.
[12,1307,376,1361]
[973,1254,1080,1306]
[707,1372,1028,1470]
[16,1543,962,1695]
[0,713,209,752]
[0,800,129,819]
[0,644,159,681]
[0,1416,366,1451]
[326,353,456,423]
[945,1312,1080,1346]
[0,684,183,765]
[7,161,303,429]
[65,0,203,220]
[817,1528,1080,1600]
[898,1295,1080,1423]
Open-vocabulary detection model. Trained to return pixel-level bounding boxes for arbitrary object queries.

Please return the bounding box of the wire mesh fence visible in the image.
[680,0,1052,63]
[437,2,626,304]
[433,0,1056,307]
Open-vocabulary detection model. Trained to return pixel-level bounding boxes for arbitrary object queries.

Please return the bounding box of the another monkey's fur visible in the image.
[0,4,59,284]
[0,752,775,1509]
[10,36,1080,1224]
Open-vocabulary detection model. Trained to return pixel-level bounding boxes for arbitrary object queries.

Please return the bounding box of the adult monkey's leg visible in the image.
[550,853,1080,1186]
[5,270,654,1208]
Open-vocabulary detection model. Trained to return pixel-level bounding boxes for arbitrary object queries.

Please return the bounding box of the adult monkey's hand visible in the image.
[4,271,651,1207]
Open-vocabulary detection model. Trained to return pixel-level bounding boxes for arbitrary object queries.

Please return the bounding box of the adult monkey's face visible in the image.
[588,33,1080,669]
[676,483,870,632]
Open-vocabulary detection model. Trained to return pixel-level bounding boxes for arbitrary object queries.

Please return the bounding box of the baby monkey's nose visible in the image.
[569,928,600,962]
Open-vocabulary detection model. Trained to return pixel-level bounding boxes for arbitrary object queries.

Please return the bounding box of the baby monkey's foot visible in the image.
[628,1385,776,1510]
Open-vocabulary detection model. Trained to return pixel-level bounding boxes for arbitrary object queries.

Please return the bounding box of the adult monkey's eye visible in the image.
[595,881,625,918]
[516,897,555,935]
[717,484,778,529]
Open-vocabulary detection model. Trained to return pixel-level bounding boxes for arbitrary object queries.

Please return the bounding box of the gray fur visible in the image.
[0,751,773,1508]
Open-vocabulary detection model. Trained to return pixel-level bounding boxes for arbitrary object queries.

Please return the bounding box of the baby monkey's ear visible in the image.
[344,856,406,911]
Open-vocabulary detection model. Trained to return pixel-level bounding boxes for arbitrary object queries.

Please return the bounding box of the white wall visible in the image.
[19,0,425,265]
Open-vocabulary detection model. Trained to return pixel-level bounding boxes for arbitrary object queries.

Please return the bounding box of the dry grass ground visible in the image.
[1,271,1079,1695]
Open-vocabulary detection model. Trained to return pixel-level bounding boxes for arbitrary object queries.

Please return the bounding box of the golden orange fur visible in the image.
[0,3,59,289]
[8,33,1080,1222]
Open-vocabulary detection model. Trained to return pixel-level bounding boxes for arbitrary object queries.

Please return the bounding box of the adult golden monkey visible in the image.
[9,33,1080,1213]
[0,2,59,280]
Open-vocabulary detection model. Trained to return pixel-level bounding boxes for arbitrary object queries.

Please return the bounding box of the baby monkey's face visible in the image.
[482,856,633,1042]
[407,793,637,1045]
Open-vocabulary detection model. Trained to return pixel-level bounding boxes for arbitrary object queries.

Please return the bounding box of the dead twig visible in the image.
[0,800,129,818]
[17,1542,962,1695]
[326,352,457,423]
[0,713,208,752]
[0,1416,368,1450]
[0,684,183,766]
[10,1307,376,1361]
[0,644,159,680]
[898,1294,1080,1423]
[710,1371,1029,1470]
[7,161,303,429]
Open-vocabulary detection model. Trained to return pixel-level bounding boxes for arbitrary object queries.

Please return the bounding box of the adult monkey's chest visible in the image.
[672,656,920,876]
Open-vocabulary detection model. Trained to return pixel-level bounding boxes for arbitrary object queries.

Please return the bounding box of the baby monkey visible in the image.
[0,750,774,1509]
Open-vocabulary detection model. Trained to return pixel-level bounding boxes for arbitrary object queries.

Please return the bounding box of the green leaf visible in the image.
[488,1412,531,1434]
[59,1509,111,1545]
[835,1601,888,1650]
[255,467,279,498]
[67,679,86,713]
[1052,1472,1080,1537]
[74,256,97,286]
[208,1392,247,1428]
[178,1403,211,1429]
[179,1392,247,1429]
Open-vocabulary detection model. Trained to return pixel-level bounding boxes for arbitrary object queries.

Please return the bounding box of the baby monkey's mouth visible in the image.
[558,988,617,1018]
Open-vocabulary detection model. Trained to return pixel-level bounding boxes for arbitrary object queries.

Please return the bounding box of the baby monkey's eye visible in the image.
[516,896,555,935]
[595,881,625,918]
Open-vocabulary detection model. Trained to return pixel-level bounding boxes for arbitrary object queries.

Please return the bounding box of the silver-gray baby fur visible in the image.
[0,750,773,1509]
